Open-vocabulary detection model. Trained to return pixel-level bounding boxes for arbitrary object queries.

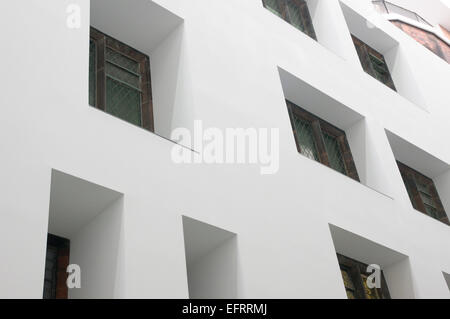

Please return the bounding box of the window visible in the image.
[338,254,391,299]
[89,27,154,132]
[397,162,449,225]
[43,234,70,299]
[352,35,397,91]
[262,0,317,40]
[286,100,360,181]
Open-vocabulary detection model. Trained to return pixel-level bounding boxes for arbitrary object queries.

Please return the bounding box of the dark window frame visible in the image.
[286,100,360,182]
[262,0,317,40]
[397,161,449,225]
[89,27,154,132]
[43,234,70,299]
[338,254,391,299]
[352,35,397,91]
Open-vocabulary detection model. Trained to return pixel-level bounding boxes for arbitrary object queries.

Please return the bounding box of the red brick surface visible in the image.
[440,25,450,41]
[392,20,450,63]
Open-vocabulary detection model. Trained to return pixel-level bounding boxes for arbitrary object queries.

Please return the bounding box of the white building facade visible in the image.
[1,0,450,299]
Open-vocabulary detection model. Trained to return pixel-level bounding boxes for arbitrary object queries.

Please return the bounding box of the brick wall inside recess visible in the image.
[440,25,450,41]
[391,20,450,63]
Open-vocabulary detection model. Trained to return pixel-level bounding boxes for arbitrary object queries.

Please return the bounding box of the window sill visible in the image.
[412,208,450,227]
[87,103,198,154]
[295,151,394,201]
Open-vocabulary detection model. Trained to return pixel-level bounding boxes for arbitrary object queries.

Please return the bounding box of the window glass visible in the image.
[43,234,70,299]
[89,27,154,131]
[105,63,141,89]
[106,47,140,74]
[340,269,356,299]
[338,254,390,299]
[323,132,346,175]
[106,78,142,127]
[263,0,283,18]
[397,161,449,224]
[286,101,359,181]
[43,245,58,299]
[262,0,316,39]
[286,0,305,32]
[352,35,396,91]
[293,116,319,161]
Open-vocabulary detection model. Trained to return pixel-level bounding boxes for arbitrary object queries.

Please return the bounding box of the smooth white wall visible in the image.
[435,170,450,219]
[384,45,429,111]
[307,0,361,67]
[187,237,237,299]
[1,0,450,299]
[69,197,124,299]
[383,258,416,299]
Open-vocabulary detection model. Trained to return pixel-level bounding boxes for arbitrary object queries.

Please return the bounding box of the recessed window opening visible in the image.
[89,27,154,132]
[397,161,449,225]
[352,35,396,91]
[286,100,360,181]
[43,234,70,299]
[338,254,391,299]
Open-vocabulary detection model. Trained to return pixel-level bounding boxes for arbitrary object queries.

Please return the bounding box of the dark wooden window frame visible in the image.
[352,35,397,91]
[90,27,154,132]
[338,254,391,299]
[286,100,360,182]
[397,161,449,225]
[44,234,70,299]
[262,0,317,40]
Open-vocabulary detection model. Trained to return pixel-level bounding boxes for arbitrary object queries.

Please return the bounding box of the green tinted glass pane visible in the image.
[106,62,140,89]
[105,48,139,74]
[293,116,319,161]
[420,192,434,207]
[323,132,346,174]
[263,0,283,18]
[89,40,96,107]
[106,77,142,126]
[416,181,439,218]
[424,205,439,218]
[369,53,391,83]
[286,0,305,31]
[369,54,387,74]
[417,182,431,196]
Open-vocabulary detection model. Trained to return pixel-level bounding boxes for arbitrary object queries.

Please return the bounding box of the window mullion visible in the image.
[297,0,317,39]
[287,103,302,153]
[336,134,360,182]
[428,182,447,220]
[278,0,289,21]
[311,120,330,167]
[364,45,379,81]
[96,34,106,111]
[140,57,154,132]
[352,35,374,76]
[408,172,427,213]
[349,264,367,299]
